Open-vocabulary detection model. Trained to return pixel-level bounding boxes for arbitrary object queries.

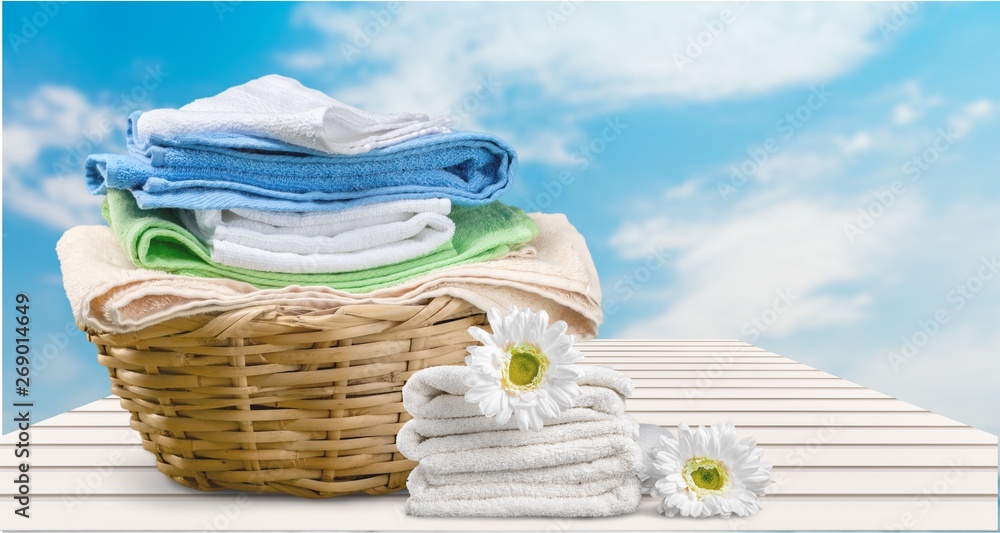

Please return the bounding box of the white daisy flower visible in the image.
[463,306,583,432]
[651,422,773,518]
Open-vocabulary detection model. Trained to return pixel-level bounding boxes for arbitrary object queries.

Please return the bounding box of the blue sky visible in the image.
[3,2,999,435]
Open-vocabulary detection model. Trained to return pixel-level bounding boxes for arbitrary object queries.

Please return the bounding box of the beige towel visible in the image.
[57,213,602,337]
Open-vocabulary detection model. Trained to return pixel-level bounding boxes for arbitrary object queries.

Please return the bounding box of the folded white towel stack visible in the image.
[136,74,452,155]
[177,199,455,273]
[397,365,643,517]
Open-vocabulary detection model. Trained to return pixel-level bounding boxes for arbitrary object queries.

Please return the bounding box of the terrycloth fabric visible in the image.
[100,188,536,291]
[176,199,455,273]
[409,466,630,499]
[397,366,638,470]
[402,365,633,420]
[398,365,641,517]
[415,451,641,486]
[132,75,450,155]
[88,128,517,211]
[401,407,621,440]
[56,213,602,336]
[409,433,640,475]
[397,417,640,465]
[406,474,642,518]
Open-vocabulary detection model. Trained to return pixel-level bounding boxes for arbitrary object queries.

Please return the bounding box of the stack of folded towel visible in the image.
[397,365,643,517]
[58,75,603,337]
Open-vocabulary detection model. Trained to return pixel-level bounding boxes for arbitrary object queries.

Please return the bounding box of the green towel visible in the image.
[102,189,538,292]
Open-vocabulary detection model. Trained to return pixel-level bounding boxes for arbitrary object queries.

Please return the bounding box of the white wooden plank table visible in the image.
[2,339,996,531]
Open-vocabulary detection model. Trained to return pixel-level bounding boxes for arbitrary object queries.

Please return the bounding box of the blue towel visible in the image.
[86,113,517,211]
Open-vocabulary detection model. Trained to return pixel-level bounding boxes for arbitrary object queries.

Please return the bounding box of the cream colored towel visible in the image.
[57,213,602,338]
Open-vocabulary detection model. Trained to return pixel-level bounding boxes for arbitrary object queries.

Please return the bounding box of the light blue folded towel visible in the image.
[85,114,516,211]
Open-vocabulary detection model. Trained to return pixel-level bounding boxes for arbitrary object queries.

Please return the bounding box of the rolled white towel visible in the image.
[401,365,634,420]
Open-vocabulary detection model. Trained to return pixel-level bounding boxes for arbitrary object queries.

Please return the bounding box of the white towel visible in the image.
[415,451,642,486]
[176,199,455,273]
[409,433,640,475]
[136,74,451,154]
[402,365,633,420]
[407,465,634,500]
[399,365,643,518]
[397,417,640,462]
[406,475,642,518]
[56,213,603,337]
[400,406,621,440]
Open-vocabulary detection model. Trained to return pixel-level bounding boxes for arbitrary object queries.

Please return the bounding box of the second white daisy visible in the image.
[463,306,583,432]
[650,422,773,518]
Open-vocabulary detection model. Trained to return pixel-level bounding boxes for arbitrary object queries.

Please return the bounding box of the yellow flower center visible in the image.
[683,457,730,498]
[501,343,549,392]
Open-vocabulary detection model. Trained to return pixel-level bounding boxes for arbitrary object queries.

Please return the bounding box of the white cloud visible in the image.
[608,89,997,341]
[892,103,918,125]
[606,86,999,434]
[610,197,918,339]
[888,80,945,126]
[754,151,843,184]
[3,85,119,230]
[663,179,702,200]
[502,129,579,166]
[949,98,995,138]
[835,130,875,155]
[281,2,894,162]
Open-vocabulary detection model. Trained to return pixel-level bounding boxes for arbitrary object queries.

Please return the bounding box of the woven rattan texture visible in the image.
[89,296,484,498]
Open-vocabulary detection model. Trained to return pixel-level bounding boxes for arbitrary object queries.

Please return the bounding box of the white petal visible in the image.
[514,408,532,432]
[467,325,498,348]
[496,405,513,425]
[480,390,504,416]
[464,386,498,403]
[546,364,582,380]
[540,320,568,349]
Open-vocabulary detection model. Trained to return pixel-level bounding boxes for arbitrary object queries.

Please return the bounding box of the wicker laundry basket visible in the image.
[90,296,485,498]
